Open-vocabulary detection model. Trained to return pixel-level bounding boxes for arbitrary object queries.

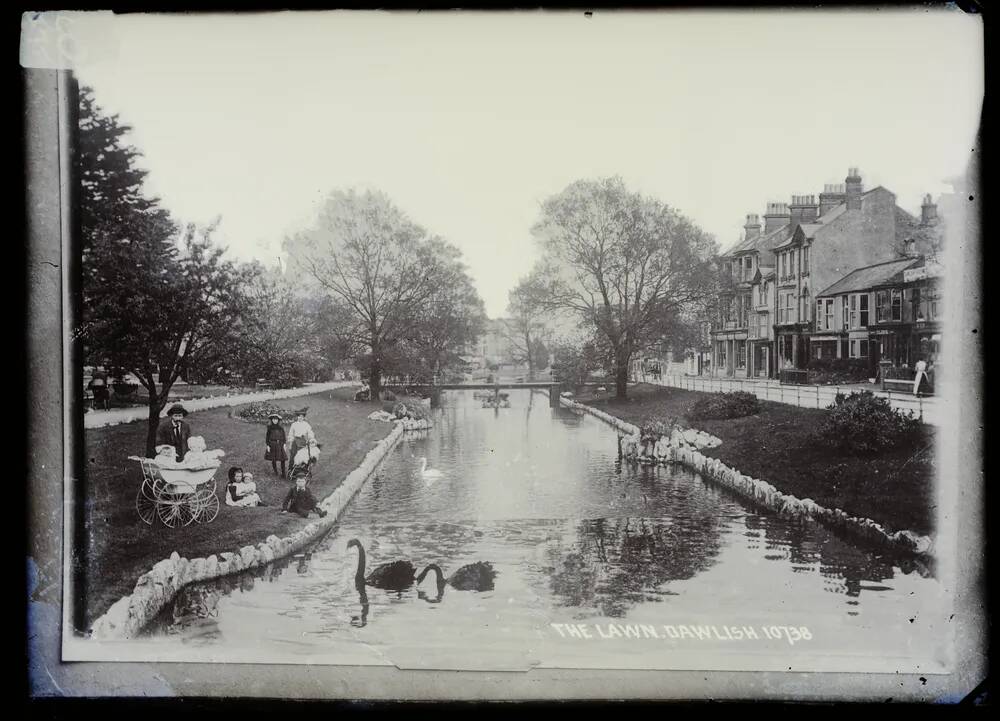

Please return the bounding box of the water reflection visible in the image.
[144,389,942,665]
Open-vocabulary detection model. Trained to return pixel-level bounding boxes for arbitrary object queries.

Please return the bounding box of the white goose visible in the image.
[418,457,444,480]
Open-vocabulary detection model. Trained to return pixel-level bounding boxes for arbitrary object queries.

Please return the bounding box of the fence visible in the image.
[641,373,938,426]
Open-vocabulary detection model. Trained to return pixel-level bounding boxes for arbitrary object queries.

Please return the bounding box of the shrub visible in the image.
[807,357,870,384]
[816,391,920,454]
[686,391,761,421]
[639,414,680,440]
[384,398,430,420]
[236,401,296,424]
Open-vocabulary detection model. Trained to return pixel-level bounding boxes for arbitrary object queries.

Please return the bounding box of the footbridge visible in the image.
[382,381,609,407]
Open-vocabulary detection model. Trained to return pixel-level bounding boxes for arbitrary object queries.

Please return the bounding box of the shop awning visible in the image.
[810,336,841,342]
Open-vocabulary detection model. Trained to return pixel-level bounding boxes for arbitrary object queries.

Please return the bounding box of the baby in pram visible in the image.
[289,438,322,481]
[155,436,224,470]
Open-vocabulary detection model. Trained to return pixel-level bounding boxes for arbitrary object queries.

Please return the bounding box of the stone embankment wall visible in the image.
[89,421,406,640]
[556,393,934,559]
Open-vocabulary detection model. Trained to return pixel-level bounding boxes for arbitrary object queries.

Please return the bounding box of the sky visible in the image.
[67,9,983,318]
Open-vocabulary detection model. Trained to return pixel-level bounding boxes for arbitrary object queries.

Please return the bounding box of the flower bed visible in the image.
[235,401,298,424]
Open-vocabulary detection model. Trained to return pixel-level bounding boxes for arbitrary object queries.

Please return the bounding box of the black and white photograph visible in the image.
[24,7,985,701]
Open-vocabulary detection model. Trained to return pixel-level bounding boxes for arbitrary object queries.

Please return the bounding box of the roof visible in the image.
[816,257,923,298]
[722,222,791,259]
[773,188,887,250]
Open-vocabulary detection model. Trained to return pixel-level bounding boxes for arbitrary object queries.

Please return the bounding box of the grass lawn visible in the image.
[81,387,393,627]
[579,383,936,538]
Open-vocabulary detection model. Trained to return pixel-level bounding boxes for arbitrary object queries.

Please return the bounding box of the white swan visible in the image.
[418,457,444,480]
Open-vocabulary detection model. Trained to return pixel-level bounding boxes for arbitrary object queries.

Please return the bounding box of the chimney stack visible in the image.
[845,167,863,210]
[920,193,938,226]
[763,202,790,235]
[903,238,919,258]
[819,183,846,216]
[788,194,819,230]
[743,213,761,241]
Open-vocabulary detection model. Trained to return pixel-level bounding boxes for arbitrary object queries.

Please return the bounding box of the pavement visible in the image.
[639,373,940,425]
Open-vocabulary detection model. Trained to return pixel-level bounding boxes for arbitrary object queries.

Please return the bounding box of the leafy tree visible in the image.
[225,265,329,387]
[504,272,550,380]
[79,88,257,453]
[550,337,603,393]
[530,177,718,398]
[399,237,487,381]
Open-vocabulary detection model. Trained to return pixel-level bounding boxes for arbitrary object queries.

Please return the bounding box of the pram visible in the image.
[287,441,321,486]
[129,455,222,528]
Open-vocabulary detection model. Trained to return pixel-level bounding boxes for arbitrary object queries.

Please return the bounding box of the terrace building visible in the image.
[711,169,941,378]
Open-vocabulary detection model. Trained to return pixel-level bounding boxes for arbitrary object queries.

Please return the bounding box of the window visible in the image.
[875,290,890,322]
[780,253,786,279]
[744,257,753,281]
[825,299,834,330]
[850,339,871,359]
[891,289,902,321]
[929,298,939,320]
[859,294,869,327]
[801,287,811,323]
[779,292,795,323]
[790,250,797,278]
[717,342,727,366]
[912,287,923,321]
[803,245,810,273]
[842,296,850,330]
[736,341,746,369]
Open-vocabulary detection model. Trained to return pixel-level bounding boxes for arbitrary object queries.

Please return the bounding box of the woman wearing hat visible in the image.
[155,404,192,462]
[286,408,315,476]
[264,413,287,477]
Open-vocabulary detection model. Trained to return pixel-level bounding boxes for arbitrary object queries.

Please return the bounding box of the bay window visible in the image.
[876,290,890,322]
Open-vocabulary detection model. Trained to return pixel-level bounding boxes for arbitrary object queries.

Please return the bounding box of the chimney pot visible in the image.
[845,168,863,210]
[920,193,938,225]
[763,200,790,235]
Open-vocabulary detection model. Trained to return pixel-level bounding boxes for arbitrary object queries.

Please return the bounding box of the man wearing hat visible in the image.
[156,404,192,462]
[264,412,287,477]
[286,407,315,475]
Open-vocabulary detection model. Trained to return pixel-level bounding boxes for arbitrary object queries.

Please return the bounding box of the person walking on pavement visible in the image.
[913,357,929,396]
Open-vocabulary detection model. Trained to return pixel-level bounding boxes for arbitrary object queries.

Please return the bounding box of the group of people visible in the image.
[153,404,327,519]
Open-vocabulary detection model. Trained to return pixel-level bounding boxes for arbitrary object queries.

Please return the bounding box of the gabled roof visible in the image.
[773,187,884,250]
[721,222,791,259]
[816,257,923,298]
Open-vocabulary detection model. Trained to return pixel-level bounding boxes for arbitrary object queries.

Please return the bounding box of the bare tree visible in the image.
[531,177,718,398]
[283,189,481,400]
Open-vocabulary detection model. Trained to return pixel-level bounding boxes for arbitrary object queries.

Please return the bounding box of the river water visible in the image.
[134,390,949,672]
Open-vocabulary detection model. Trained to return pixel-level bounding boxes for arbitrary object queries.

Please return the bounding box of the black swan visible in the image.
[416,561,498,600]
[347,538,416,591]
[350,578,370,628]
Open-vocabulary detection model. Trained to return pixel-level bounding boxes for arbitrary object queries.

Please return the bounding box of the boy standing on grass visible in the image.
[281,470,327,518]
